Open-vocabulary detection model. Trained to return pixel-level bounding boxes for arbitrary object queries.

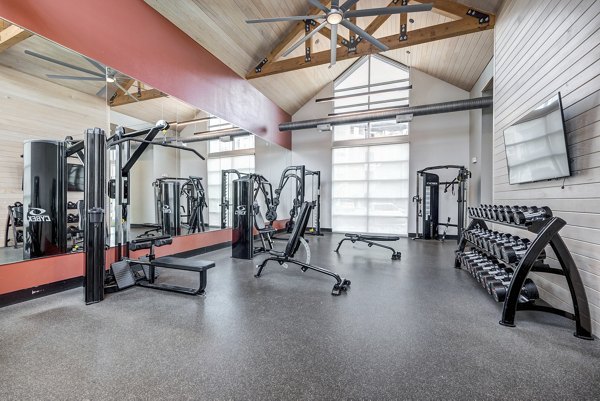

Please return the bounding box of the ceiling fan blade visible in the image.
[82,55,106,73]
[332,0,340,7]
[330,23,338,67]
[340,20,388,51]
[282,21,327,57]
[46,74,106,81]
[308,0,330,13]
[340,0,360,12]
[96,85,107,98]
[25,50,105,78]
[246,15,325,23]
[345,3,433,18]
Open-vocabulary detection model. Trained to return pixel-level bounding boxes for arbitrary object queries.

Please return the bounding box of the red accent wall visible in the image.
[0,0,291,149]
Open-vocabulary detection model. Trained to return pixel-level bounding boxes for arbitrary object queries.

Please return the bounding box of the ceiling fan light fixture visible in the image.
[106,76,115,83]
[326,9,343,25]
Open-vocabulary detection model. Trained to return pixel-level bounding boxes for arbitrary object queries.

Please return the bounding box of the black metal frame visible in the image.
[334,234,401,260]
[413,165,470,243]
[83,128,106,305]
[455,214,593,340]
[124,235,212,296]
[220,169,273,229]
[255,202,350,295]
[4,202,23,248]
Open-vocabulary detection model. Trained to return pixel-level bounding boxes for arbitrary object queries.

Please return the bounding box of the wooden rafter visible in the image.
[110,88,165,107]
[247,0,494,79]
[0,25,32,53]
[252,1,331,73]
[113,78,136,99]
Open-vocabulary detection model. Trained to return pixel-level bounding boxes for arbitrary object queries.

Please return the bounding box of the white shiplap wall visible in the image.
[493,0,600,335]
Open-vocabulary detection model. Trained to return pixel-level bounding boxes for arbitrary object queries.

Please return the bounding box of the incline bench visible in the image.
[112,235,215,295]
[334,233,402,260]
[256,202,351,296]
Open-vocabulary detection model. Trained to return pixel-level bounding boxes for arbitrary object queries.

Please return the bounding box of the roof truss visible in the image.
[247,0,495,79]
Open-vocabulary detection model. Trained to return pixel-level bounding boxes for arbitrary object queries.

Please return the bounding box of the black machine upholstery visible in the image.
[335,233,402,260]
[255,202,350,295]
[112,235,215,295]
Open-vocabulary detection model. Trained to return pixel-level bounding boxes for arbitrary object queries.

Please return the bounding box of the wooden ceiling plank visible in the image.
[429,0,475,20]
[0,25,32,53]
[110,88,165,107]
[247,15,495,78]
[364,1,398,36]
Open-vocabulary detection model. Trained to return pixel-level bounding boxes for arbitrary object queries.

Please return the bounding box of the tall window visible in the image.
[331,55,410,235]
[206,135,255,227]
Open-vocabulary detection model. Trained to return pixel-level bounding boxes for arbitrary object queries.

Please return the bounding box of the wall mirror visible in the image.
[0,18,108,264]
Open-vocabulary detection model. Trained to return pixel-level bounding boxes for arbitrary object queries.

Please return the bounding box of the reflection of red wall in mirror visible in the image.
[0,0,291,149]
[0,220,289,296]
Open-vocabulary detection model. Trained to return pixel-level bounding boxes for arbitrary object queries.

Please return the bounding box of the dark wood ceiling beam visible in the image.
[247,15,494,79]
[110,88,165,107]
[252,1,331,73]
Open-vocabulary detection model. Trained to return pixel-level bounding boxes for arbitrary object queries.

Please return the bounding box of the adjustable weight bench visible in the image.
[334,233,402,260]
[125,235,215,295]
[255,202,351,296]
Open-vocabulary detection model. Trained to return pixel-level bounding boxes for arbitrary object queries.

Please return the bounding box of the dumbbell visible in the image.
[474,261,506,281]
[513,206,552,225]
[464,253,491,268]
[483,268,514,292]
[459,252,486,266]
[468,258,495,275]
[502,205,529,223]
[491,278,539,303]
[501,245,546,264]
[67,213,79,223]
[456,251,480,264]
[492,236,526,258]
[481,266,513,286]
[494,205,510,222]
[472,262,503,280]
[485,233,513,252]
[67,201,78,210]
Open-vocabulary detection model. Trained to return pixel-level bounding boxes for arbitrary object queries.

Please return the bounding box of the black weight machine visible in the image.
[105,120,215,297]
[220,169,273,229]
[151,176,207,236]
[267,165,322,235]
[412,165,470,243]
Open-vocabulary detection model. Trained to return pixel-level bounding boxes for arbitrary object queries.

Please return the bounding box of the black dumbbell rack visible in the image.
[455,208,593,340]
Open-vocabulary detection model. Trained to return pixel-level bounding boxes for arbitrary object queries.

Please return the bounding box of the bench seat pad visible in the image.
[152,256,215,271]
[344,233,400,241]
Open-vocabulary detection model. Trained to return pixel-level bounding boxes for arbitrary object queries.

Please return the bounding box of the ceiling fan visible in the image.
[24,49,138,101]
[246,0,433,67]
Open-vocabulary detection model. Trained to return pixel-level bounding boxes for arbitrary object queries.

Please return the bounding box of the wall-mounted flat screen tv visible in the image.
[503,92,570,184]
[67,163,84,192]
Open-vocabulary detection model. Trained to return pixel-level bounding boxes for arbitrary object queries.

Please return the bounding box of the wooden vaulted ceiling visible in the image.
[146,0,500,115]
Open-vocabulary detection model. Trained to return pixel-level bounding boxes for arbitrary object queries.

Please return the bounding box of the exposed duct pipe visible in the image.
[155,129,251,144]
[279,96,493,131]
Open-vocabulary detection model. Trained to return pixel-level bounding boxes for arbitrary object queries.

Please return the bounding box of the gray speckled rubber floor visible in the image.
[0,234,598,400]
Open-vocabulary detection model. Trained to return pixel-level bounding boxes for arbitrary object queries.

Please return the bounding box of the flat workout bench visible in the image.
[334,233,402,260]
[128,235,215,295]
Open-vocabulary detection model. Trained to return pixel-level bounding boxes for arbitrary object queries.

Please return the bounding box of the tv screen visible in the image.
[503,92,570,184]
[67,163,84,192]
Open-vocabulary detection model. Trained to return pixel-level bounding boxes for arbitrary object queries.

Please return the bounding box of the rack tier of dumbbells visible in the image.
[455,204,593,340]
